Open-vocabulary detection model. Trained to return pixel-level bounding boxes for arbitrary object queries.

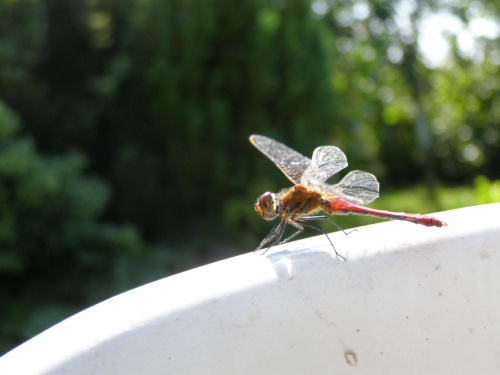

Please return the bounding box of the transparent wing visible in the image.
[250,134,311,185]
[301,146,348,184]
[329,170,379,205]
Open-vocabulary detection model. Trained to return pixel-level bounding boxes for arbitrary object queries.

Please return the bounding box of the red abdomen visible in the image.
[323,196,447,228]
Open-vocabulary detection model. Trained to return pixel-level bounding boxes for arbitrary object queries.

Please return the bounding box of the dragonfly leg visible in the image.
[296,218,346,262]
[256,220,286,254]
[277,221,304,245]
[299,215,351,235]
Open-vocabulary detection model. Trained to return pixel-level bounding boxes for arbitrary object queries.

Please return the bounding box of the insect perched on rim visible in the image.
[250,134,447,261]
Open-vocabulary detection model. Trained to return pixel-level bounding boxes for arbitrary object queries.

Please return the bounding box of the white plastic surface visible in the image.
[1,204,499,374]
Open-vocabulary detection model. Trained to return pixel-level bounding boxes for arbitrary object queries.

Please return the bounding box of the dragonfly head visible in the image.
[255,192,278,220]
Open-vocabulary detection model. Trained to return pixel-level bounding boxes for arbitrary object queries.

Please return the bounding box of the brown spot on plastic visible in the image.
[344,350,358,366]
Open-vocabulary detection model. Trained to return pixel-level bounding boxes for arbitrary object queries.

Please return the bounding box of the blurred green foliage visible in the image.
[0,100,195,353]
[0,0,499,354]
[470,175,500,204]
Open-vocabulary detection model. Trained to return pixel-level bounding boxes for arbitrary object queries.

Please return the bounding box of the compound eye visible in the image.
[259,192,272,208]
[255,192,277,220]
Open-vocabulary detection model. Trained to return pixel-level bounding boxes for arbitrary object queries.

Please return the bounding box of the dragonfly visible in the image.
[250,134,447,260]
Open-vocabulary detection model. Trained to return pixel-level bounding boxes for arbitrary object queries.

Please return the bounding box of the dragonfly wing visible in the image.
[330,170,379,205]
[301,145,348,184]
[250,134,311,185]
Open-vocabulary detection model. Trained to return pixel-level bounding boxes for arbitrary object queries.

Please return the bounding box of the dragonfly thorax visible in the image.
[255,192,278,220]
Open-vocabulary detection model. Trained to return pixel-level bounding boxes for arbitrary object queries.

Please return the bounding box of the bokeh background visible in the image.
[1,0,499,354]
